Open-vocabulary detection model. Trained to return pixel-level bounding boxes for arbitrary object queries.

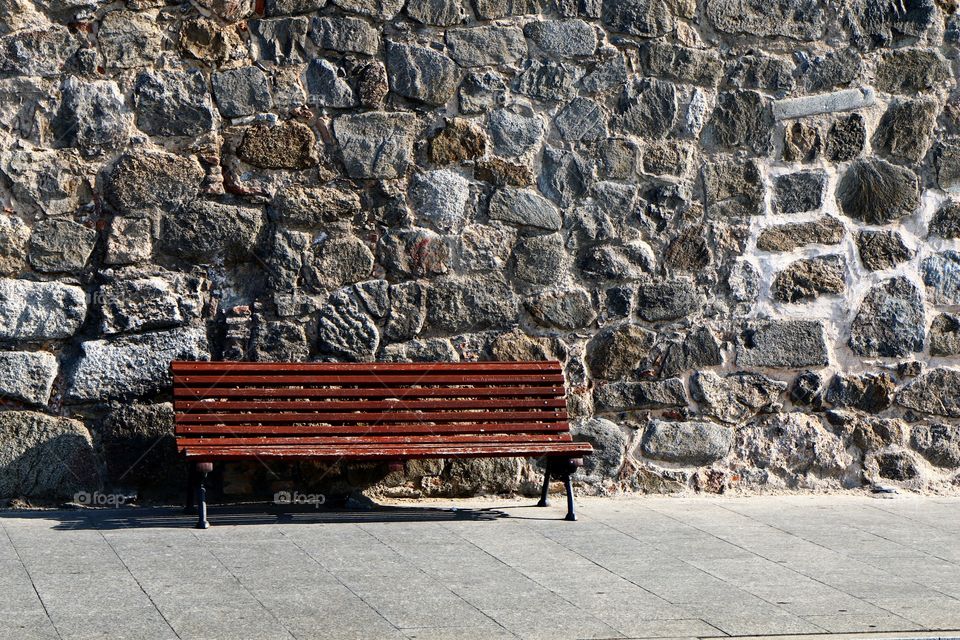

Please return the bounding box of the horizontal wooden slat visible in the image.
[174,386,567,400]
[176,410,568,425]
[180,442,594,460]
[173,374,564,386]
[175,421,570,436]
[175,398,567,412]
[177,434,573,447]
[172,361,562,373]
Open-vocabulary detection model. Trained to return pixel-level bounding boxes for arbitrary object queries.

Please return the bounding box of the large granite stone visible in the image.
[691,371,787,424]
[0,279,87,341]
[0,411,96,499]
[0,351,58,406]
[642,420,734,466]
[897,368,960,418]
[736,320,829,368]
[334,112,418,179]
[849,277,925,357]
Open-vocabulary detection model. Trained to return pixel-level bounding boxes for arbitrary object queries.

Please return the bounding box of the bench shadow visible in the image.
[0,503,515,530]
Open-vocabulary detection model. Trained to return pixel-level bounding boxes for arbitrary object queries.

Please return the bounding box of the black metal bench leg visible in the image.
[537,467,550,507]
[195,462,213,529]
[183,464,196,514]
[563,473,576,521]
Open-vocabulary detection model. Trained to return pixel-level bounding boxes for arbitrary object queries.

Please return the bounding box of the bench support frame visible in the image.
[193,462,213,529]
[538,457,583,521]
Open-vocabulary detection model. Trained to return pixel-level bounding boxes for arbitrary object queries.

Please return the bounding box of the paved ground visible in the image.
[2,495,960,640]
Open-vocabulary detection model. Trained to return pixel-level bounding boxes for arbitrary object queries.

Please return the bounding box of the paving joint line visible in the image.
[0,517,64,640]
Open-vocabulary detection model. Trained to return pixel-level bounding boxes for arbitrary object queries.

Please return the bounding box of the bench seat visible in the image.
[172,360,592,527]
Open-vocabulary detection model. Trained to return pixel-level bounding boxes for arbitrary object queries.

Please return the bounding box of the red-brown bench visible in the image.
[172,360,592,528]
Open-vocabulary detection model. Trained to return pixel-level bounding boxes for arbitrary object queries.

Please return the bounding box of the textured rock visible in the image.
[384,281,426,342]
[332,0,404,19]
[0,217,29,277]
[642,421,733,466]
[773,170,826,214]
[511,233,564,285]
[873,99,938,164]
[524,20,596,58]
[772,256,846,303]
[488,188,561,231]
[514,59,583,101]
[459,224,515,272]
[105,218,152,266]
[237,121,318,169]
[930,201,960,239]
[459,71,508,114]
[0,352,58,405]
[99,11,163,69]
[826,113,866,162]
[99,276,203,335]
[736,320,829,368]
[272,185,360,226]
[601,0,673,37]
[555,97,607,142]
[772,88,873,120]
[386,41,459,105]
[159,201,266,263]
[27,219,96,273]
[837,159,920,225]
[316,290,379,360]
[824,372,895,413]
[705,0,823,41]
[704,90,772,154]
[911,423,960,467]
[407,0,465,24]
[856,230,911,271]
[53,77,129,157]
[428,118,486,165]
[249,17,310,64]
[487,109,543,158]
[875,49,950,94]
[921,251,960,305]
[526,288,596,330]
[847,0,936,45]
[410,170,470,232]
[640,42,723,87]
[0,279,87,341]
[849,278,925,357]
[0,25,79,78]
[756,217,844,251]
[593,379,687,412]
[334,112,418,179]
[447,26,526,66]
[424,274,519,333]
[133,69,214,137]
[659,328,722,377]
[619,78,677,139]
[107,150,204,215]
[691,371,787,424]
[635,279,701,322]
[0,411,96,499]
[931,313,960,357]
[897,369,960,418]
[703,158,764,217]
[586,323,655,380]
[311,15,380,54]
[378,227,450,278]
[308,235,375,290]
[67,327,210,402]
[212,66,272,118]
[572,417,625,478]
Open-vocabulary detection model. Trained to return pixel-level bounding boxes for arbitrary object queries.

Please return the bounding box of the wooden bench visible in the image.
[172,360,593,528]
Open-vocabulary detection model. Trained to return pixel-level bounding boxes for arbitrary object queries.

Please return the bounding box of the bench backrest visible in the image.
[172,360,571,453]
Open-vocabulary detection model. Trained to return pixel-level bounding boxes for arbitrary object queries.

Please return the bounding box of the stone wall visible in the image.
[2,0,960,503]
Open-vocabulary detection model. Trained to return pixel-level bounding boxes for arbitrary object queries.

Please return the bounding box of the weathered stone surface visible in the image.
[524,20,596,58]
[706,0,823,41]
[640,42,723,87]
[847,0,936,45]
[876,49,950,94]
[801,50,861,92]
[921,251,960,305]
[527,288,596,331]
[406,0,465,24]
[27,219,96,273]
[930,201,960,239]
[0,279,86,341]
[898,368,960,418]
[316,290,379,360]
[488,188,561,231]
[572,417,625,478]
[512,233,564,285]
[856,230,911,271]
[601,0,673,37]
[99,10,163,69]
[826,113,866,162]
[378,227,450,278]
[66,327,210,402]
[850,277,925,357]
[736,320,829,368]
[836,159,919,225]
[0,217,29,277]
[472,0,542,18]
[459,223,515,272]
[105,218,152,266]
[772,256,846,303]
[737,413,852,487]
[593,379,687,412]
[691,371,787,424]
[579,243,654,281]
[618,78,676,139]
[658,328,722,377]
[772,88,873,120]
[555,97,607,142]
[271,185,360,226]
[539,147,593,206]
[410,170,470,232]
[0,25,79,78]
[53,77,129,157]
[936,142,960,193]
[447,26,526,67]
[310,15,380,54]
[308,236,374,291]
[703,157,764,217]
[429,118,486,165]
[212,66,272,118]
[642,421,733,466]
[824,372,895,413]
[730,53,796,93]
[99,276,203,335]
[332,0,404,19]
[383,281,426,342]
[107,150,204,215]
[425,274,519,333]
[0,351,58,405]
[873,99,938,163]
[773,170,826,214]
[250,17,310,64]
[159,201,265,263]
[386,41,459,106]
[487,109,543,158]
[635,279,701,322]
[0,411,96,499]
[704,90,772,154]
[459,70,508,114]
[911,423,960,467]
[133,69,214,137]
[1,148,85,217]
[757,217,844,251]
[334,112,418,179]
[489,328,565,362]
[514,59,583,101]
[586,323,655,380]
[179,17,244,63]
[931,313,960,357]
[237,121,318,169]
